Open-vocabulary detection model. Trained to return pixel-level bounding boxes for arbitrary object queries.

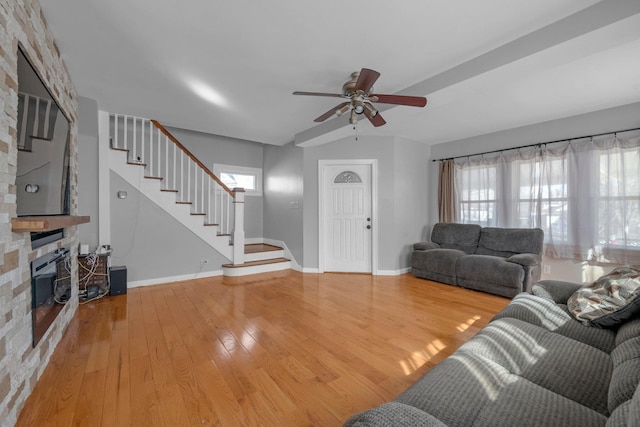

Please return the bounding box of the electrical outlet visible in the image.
[289,201,299,209]
[543,264,551,274]
[201,259,209,265]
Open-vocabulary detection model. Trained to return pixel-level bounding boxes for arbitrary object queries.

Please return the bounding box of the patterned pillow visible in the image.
[567,266,640,328]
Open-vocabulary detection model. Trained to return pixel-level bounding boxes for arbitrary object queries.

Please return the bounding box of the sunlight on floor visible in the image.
[399,315,483,375]
[456,315,481,332]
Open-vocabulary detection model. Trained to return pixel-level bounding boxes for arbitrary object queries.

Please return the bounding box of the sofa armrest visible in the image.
[531,280,583,304]
[344,402,449,427]
[505,253,541,267]
[413,242,440,251]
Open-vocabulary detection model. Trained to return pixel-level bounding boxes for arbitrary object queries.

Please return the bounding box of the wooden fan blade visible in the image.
[354,68,380,94]
[314,102,350,122]
[364,108,386,127]
[293,91,345,98]
[370,94,427,107]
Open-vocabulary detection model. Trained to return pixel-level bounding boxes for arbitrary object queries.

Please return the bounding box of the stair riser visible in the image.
[222,261,291,277]
[245,250,285,262]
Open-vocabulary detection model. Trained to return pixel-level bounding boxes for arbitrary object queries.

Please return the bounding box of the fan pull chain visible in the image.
[354,120,358,141]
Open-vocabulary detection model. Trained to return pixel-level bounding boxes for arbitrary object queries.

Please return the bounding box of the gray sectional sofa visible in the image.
[344,279,640,426]
[411,223,544,298]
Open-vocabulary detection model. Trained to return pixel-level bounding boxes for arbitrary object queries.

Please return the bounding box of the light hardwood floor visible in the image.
[16,271,509,427]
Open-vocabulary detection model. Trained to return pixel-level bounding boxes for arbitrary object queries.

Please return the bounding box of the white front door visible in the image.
[322,163,373,273]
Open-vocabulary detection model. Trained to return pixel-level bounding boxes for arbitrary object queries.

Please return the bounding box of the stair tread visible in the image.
[222,258,290,268]
[245,243,283,254]
[161,189,179,192]
[144,176,163,180]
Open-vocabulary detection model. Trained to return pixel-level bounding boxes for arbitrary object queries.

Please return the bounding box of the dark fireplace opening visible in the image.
[31,246,71,346]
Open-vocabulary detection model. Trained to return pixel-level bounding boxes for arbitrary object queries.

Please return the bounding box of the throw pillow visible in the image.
[567,266,640,327]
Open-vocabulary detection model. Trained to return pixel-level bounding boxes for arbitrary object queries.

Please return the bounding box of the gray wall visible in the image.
[110,171,228,282]
[393,138,431,269]
[167,126,264,238]
[263,142,304,264]
[428,101,640,282]
[77,96,99,250]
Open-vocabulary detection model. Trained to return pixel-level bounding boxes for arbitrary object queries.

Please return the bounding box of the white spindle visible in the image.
[140,118,145,164]
[187,159,191,204]
[114,114,118,149]
[123,115,128,152]
[207,178,211,224]
[132,117,137,161]
[226,193,230,234]
[180,150,185,200]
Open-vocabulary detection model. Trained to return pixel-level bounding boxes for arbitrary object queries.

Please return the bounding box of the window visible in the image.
[457,164,497,226]
[597,147,640,253]
[213,164,262,196]
[453,131,640,264]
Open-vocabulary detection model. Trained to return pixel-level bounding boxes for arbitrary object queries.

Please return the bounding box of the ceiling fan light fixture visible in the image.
[335,103,350,117]
[353,99,365,114]
[364,102,378,117]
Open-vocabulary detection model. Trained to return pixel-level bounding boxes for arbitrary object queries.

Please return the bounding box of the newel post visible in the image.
[232,188,245,265]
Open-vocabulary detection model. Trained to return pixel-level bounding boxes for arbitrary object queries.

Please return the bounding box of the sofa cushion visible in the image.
[411,249,466,286]
[493,293,616,353]
[616,318,640,347]
[459,318,611,415]
[609,336,640,412]
[343,402,448,427]
[475,227,544,257]
[430,223,481,254]
[606,399,631,427]
[396,352,514,426]
[532,280,584,304]
[567,266,640,327]
[456,255,524,287]
[472,378,607,427]
[396,330,610,426]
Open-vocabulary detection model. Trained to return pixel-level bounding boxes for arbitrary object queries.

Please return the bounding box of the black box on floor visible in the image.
[109,266,127,296]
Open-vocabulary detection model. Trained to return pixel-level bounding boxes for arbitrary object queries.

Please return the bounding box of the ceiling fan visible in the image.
[293,68,427,127]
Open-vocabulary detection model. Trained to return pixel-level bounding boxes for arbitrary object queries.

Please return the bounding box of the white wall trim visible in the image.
[263,237,302,271]
[97,110,111,246]
[128,269,223,288]
[318,159,379,274]
[376,267,411,276]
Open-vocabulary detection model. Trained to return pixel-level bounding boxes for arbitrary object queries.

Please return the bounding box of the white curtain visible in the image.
[454,130,640,264]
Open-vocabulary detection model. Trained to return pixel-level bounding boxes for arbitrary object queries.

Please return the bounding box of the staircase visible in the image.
[107,114,290,276]
[222,244,291,276]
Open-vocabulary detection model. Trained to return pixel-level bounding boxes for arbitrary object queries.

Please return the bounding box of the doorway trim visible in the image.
[318,159,379,274]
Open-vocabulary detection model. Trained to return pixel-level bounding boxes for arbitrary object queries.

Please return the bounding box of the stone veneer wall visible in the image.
[0,0,80,425]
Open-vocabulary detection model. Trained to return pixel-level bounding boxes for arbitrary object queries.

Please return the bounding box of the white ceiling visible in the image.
[39,1,640,147]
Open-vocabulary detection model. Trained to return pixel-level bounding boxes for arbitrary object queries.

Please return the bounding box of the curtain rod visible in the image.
[431,126,640,162]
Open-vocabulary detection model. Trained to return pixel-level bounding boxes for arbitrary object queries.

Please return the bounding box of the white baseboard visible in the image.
[300,267,320,273]
[376,267,411,276]
[128,269,223,288]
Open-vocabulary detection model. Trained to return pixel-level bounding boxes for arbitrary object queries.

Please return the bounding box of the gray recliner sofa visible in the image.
[344,279,640,426]
[411,223,544,298]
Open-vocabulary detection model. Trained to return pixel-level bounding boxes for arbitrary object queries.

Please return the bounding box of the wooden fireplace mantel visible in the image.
[11,215,90,232]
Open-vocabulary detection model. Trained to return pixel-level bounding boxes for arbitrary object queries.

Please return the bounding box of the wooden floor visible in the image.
[16,271,509,427]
